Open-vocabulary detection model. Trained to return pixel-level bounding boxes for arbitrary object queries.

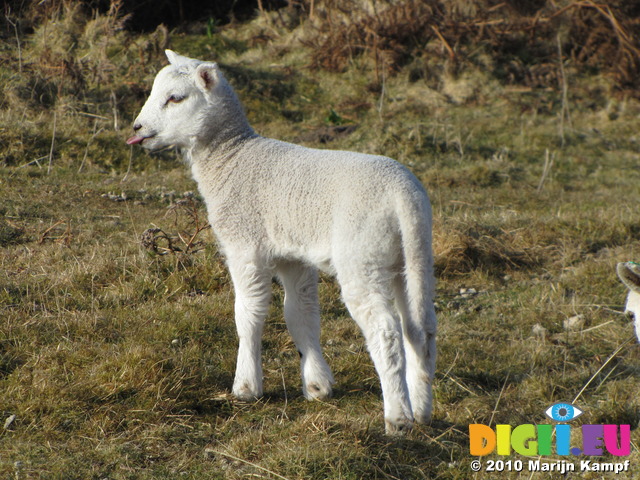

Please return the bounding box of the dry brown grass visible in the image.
[301,0,640,94]
[2,2,640,479]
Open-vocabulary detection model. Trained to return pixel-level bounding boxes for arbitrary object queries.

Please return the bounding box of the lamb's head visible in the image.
[616,261,640,341]
[127,50,236,150]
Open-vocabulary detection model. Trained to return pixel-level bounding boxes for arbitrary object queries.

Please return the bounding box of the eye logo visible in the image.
[545,403,583,422]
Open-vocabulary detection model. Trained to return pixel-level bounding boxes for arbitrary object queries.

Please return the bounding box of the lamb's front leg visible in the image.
[277,262,334,400]
[228,259,273,401]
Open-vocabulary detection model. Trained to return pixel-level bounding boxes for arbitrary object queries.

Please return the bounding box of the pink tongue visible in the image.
[126,135,144,145]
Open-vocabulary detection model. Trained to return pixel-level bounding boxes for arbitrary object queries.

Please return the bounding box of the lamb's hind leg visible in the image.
[228,257,273,401]
[340,273,413,435]
[393,277,436,425]
[277,262,334,400]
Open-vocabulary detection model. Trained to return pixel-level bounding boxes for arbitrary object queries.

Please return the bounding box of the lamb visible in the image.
[126,50,437,434]
[616,262,640,342]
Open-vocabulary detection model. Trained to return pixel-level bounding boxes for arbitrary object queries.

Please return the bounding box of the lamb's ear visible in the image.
[617,262,640,293]
[165,50,194,67]
[194,63,220,93]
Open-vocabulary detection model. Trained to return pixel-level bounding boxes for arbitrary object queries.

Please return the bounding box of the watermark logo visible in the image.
[469,402,630,457]
[468,403,632,474]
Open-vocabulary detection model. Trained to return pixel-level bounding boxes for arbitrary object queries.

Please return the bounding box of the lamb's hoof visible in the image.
[385,417,414,436]
[233,383,262,402]
[303,382,333,401]
[413,411,432,425]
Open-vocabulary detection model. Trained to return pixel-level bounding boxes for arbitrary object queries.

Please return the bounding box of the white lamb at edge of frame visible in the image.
[616,262,640,342]
[126,50,437,434]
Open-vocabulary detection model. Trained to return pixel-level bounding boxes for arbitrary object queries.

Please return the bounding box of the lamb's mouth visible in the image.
[126,134,156,145]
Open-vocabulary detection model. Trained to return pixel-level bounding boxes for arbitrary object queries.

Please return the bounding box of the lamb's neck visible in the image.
[186,131,258,194]
[191,127,258,161]
[203,115,255,149]
[199,89,255,150]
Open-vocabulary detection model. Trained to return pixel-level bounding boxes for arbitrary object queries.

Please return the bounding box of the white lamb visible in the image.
[616,262,640,341]
[126,50,436,434]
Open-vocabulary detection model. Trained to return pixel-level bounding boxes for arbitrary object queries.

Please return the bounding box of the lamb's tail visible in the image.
[396,186,436,338]
[395,183,437,423]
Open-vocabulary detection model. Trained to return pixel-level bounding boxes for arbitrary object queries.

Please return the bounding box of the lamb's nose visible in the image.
[133,123,142,132]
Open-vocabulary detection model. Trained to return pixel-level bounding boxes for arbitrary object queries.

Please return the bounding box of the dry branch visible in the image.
[39,219,72,246]
[141,197,211,258]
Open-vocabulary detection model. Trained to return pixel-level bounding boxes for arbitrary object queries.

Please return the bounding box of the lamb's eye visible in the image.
[165,94,186,105]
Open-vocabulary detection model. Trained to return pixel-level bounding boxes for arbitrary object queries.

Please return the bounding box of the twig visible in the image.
[557,33,572,146]
[166,198,211,254]
[110,91,119,131]
[5,14,22,73]
[141,227,177,255]
[578,320,615,334]
[537,149,555,193]
[432,25,455,61]
[79,120,102,173]
[10,156,47,177]
[444,373,476,396]
[377,70,386,117]
[142,199,211,257]
[121,145,133,183]
[488,372,509,428]
[39,220,72,246]
[77,112,110,121]
[39,221,65,243]
[47,111,57,175]
[594,363,618,393]
[571,338,634,404]
[279,368,289,422]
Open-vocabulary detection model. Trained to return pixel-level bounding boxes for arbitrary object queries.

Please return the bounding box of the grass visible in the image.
[2,3,640,479]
